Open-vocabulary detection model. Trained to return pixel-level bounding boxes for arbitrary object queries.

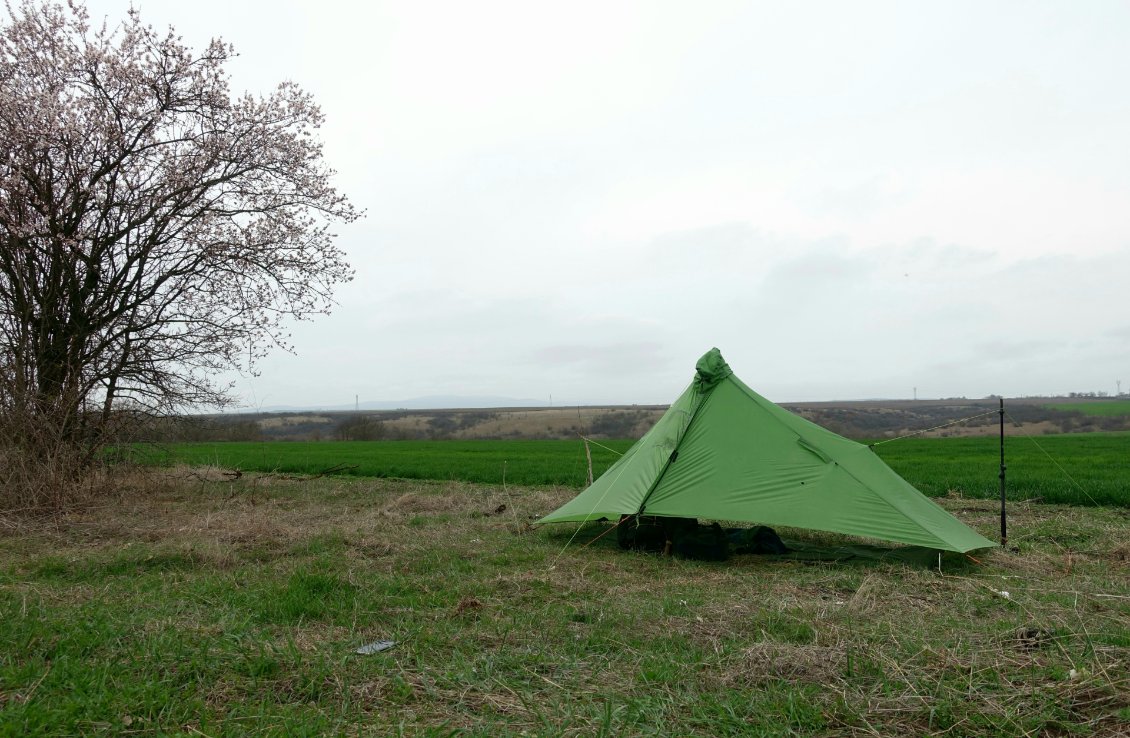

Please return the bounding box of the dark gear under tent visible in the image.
[540,348,995,554]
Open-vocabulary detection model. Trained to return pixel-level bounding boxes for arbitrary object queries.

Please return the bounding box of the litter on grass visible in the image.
[355,640,396,655]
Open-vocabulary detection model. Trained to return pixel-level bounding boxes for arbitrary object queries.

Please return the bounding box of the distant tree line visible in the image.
[795,402,1130,439]
[129,401,1130,446]
[586,409,655,438]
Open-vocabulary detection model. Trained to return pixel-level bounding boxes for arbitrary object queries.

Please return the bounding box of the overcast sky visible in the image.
[79,0,1130,406]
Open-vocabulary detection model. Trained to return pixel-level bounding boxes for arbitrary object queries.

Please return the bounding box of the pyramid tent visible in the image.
[540,348,995,553]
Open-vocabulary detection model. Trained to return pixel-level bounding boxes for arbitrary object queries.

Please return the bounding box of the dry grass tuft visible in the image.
[728,642,849,686]
[453,596,484,618]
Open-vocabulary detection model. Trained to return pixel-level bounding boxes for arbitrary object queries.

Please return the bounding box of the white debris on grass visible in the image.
[355,640,396,655]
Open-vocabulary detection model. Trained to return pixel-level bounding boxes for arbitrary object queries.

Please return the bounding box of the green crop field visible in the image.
[872,432,1129,507]
[137,432,1130,507]
[1048,400,1130,417]
[134,439,636,488]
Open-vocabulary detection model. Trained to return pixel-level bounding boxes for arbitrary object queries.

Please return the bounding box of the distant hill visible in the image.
[146,396,1130,443]
[240,395,550,413]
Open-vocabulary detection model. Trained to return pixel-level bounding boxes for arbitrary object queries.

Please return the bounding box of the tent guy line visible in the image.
[1004,412,1102,508]
[579,436,625,458]
[548,455,639,570]
[868,410,999,447]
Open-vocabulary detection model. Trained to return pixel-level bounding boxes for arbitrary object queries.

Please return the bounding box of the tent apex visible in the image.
[695,348,733,390]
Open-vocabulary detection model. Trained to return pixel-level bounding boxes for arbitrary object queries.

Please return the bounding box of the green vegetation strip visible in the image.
[1046,400,1130,418]
[134,439,636,489]
[873,433,1129,507]
[136,433,1130,507]
[0,477,1126,736]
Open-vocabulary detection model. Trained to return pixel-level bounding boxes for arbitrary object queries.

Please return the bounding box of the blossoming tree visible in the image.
[0,2,359,504]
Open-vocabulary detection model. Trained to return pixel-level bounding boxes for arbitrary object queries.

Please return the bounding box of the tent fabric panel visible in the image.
[832,445,997,551]
[536,382,701,524]
[723,376,994,551]
[639,377,994,552]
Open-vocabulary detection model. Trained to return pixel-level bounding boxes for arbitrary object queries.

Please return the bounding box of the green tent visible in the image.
[540,348,995,553]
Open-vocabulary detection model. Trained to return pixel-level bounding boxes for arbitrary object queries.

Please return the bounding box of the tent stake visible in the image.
[999,398,1007,547]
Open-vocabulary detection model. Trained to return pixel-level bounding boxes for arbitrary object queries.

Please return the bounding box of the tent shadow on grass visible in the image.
[540,520,985,571]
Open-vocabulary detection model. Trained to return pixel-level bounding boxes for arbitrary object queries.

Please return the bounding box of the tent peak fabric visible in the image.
[694,347,732,390]
[540,348,995,553]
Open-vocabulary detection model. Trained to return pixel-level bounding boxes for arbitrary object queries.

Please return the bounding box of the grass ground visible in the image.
[1,472,1127,736]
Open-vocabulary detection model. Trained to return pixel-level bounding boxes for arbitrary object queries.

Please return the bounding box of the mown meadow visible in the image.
[0,474,1126,736]
[135,431,1130,506]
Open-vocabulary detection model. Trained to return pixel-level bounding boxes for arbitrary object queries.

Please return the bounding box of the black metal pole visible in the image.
[999,397,1007,547]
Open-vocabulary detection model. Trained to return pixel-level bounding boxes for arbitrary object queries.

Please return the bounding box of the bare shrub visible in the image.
[0,414,103,511]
